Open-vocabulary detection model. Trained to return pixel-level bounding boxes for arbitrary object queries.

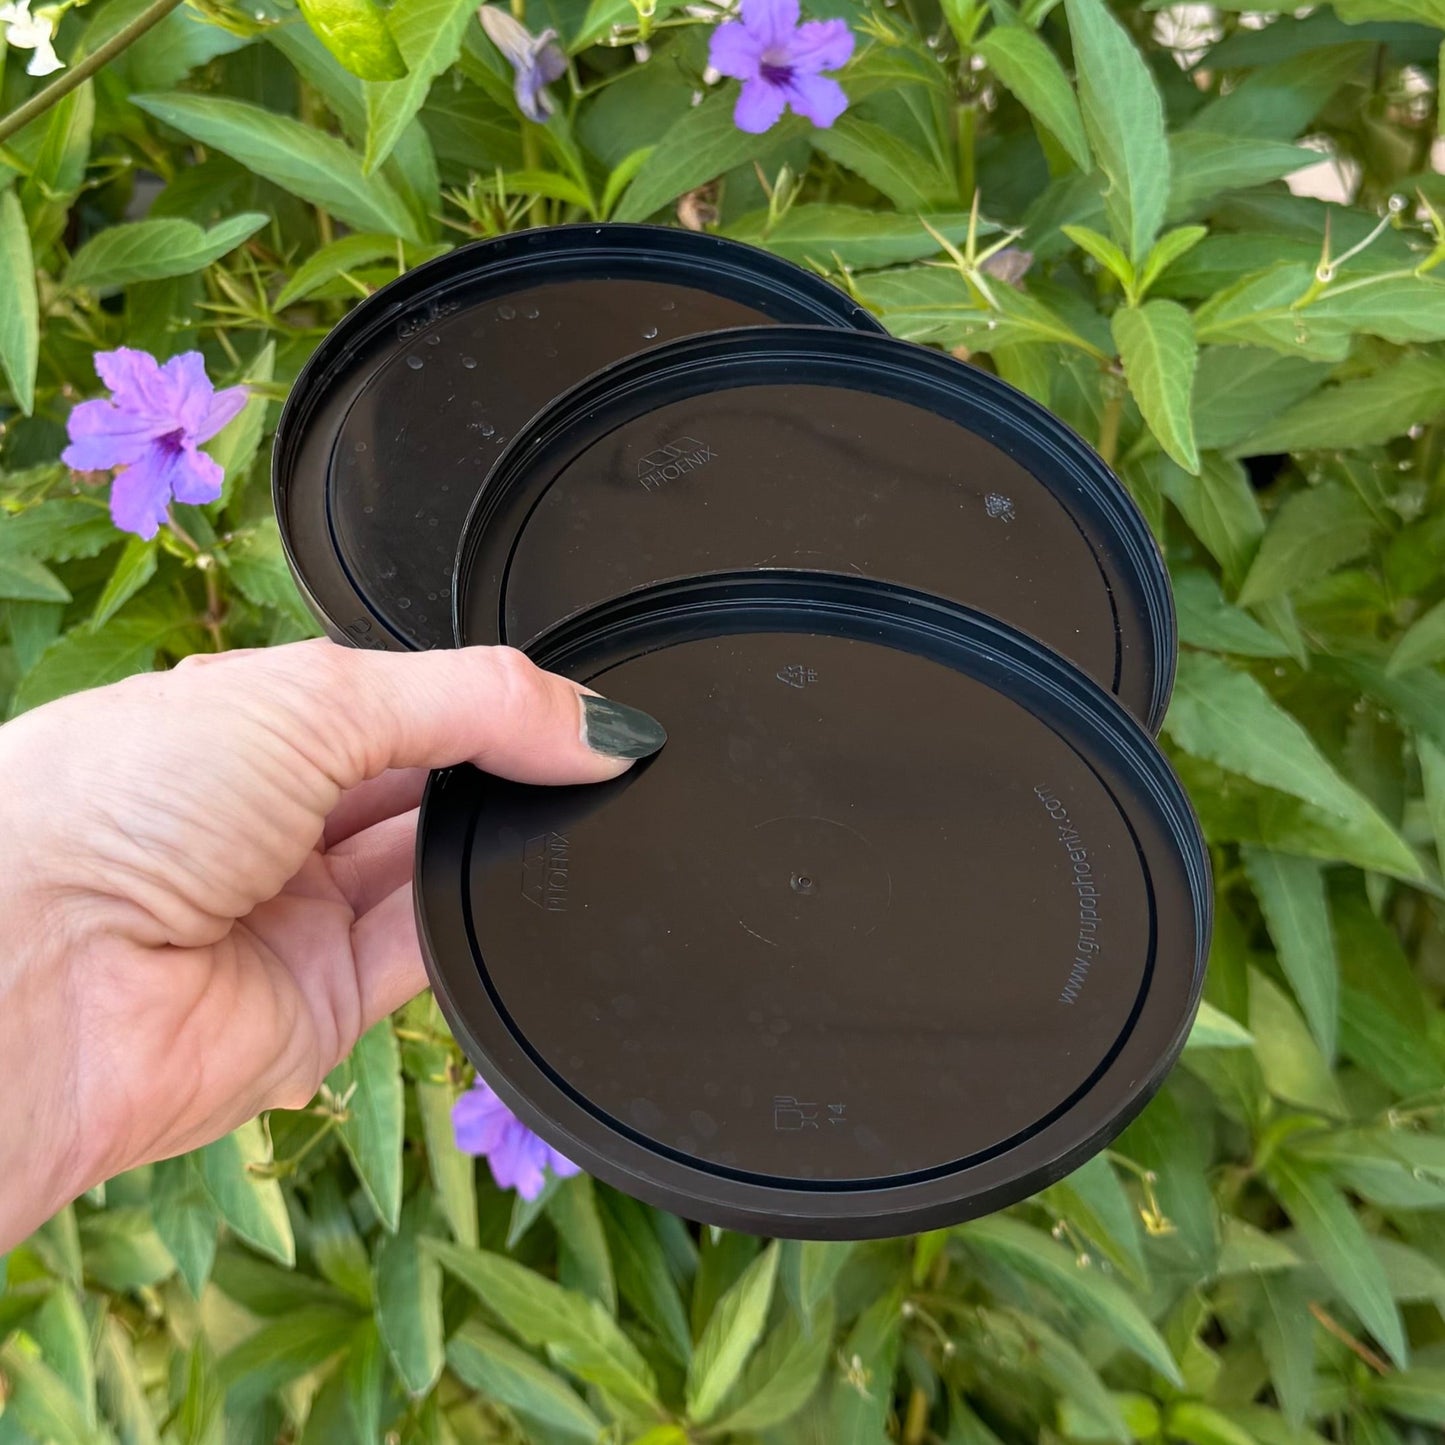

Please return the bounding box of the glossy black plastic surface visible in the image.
[455,328,1175,730]
[272,225,882,651]
[418,572,1210,1238]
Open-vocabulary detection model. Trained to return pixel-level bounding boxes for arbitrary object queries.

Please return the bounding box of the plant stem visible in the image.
[0,0,188,145]
[1097,373,1125,467]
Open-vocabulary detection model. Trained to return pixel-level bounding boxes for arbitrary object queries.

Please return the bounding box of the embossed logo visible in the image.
[522,832,570,912]
[985,492,1016,522]
[637,436,716,492]
[776,664,818,689]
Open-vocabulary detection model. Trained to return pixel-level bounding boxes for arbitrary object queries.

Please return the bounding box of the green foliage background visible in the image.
[5,0,1445,1437]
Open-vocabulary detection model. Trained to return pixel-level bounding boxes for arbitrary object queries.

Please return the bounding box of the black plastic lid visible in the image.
[417,571,1210,1239]
[272,225,881,652]
[455,327,1175,731]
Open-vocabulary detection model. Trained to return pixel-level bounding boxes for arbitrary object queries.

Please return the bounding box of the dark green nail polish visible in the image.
[582,696,667,759]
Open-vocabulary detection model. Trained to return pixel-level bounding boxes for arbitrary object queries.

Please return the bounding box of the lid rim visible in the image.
[272,224,882,650]
[418,570,1209,1239]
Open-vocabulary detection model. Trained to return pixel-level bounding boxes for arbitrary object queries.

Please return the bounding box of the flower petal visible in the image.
[545,1146,582,1179]
[734,76,788,133]
[25,37,63,75]
[196,384,249,444]
[162,351,218,436]
[109,445,181,540]
[169,445,225,506]
[741,0,798,48]
[784,70,848,127]
[487,1123,549,1198]
[708,19,764,79]
[62,399,158,471]
[93,347,178,428]
[786,17,853,73]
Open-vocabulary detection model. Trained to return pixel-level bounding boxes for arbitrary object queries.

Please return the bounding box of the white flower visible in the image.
[0,1,64,76]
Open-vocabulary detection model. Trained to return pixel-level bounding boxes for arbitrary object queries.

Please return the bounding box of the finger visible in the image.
[248,639,667,791]
[324,768,429,847]
[350,882,430,1028]
[325,810,418,916]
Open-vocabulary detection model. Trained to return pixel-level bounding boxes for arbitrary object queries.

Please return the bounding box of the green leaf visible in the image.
[13,596,195,714]
[298,0,406,79]
[196,1118,295,1267]
[709,1297,835,1435]
[978,23,1090,170]
[1166,1401,1262,1445]
[218,1305,360,1410]
[1186,998,1255,1049]
[959,1216,1182,1383]
[1250,968,1345,1116]
[0,1338,104,1445]
[1112,299,1200,473]
[30,1286,97,1428]
[1237,483,1377,606]
[363,0,483,172]
[1370,1369,1445,1428]
[328,1019,404,1232]
[1064,0,1169,261]
[1159,453,1264,589]
[1043,1154,1148,1287]
[343,1319,388,1444]
[224,518,316,634]
[275,233,405,308]
[152,1155,221,1298]
[1193,263,1348,361]
[1119,1086,1219,1269]
[376,1195,444,1395]
[598,1188,691,1366]
[1192,348,1329,454]
[616,90,804,223]
[0,551,70,603]
[828,1286,903,1443]
[687,1240,780,1423]
[546,1176,616,1315]
[1167,132,1315,217]
[1418,733,1445,877]
[306,1172,374,1307]
[1164,653,1422,880]
[812,109,958,212]
[1236,356,1445,455]
[1172,568,1292,657]
[725,205,984,271]
[1254,1268,1317,1427]
[0,497,117,562]
[1390,597,1445,675]
[175,1338,224,1445]
[428,1238,661,1410]
[1242,847,1338,1058]
[91,537,158,630]
[0,189,38,415]
[1064,223,1135,287]
[784,1239,858,1320]
[446,1319,604,1442]
[131,94,420,241]
[417,1078,478,1248]
[97,1315,162,1445]
[64,214,267,295]
[1138,225,1207,297]
[1266,1152,1408,1368]
[21,82,94,255]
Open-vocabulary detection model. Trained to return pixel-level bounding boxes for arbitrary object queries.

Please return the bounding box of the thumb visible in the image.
[252,639,667,789]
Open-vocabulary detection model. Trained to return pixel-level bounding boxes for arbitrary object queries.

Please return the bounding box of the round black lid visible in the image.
[417,572,1210,1239]
[455,328,1175,731]
[272,225,881,652]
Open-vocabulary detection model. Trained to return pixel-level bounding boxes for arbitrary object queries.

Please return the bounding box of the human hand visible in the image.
[0,640,664,1249]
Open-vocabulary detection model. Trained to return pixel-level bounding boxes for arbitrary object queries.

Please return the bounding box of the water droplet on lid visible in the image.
[405,355,424,370]
[481,423,495,437]
[428,517,439,526]
[425,333,441,346]
[660,298,676,311]
[354,441,367,452]
[524,305,540,319]
[398,598,412,609]
[362,505,374,514]
[642,325,659,339]
[461,356,477,369]
[497,303,517,320]
[427,592,437,601]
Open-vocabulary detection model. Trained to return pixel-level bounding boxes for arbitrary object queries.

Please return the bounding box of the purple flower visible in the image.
[452,1076,580,1200]
[62,348,248,541]
[478,6,567,124]
[709,0,853,135]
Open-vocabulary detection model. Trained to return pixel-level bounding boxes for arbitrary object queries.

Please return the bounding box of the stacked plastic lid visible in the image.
[274,223,1211,1239]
